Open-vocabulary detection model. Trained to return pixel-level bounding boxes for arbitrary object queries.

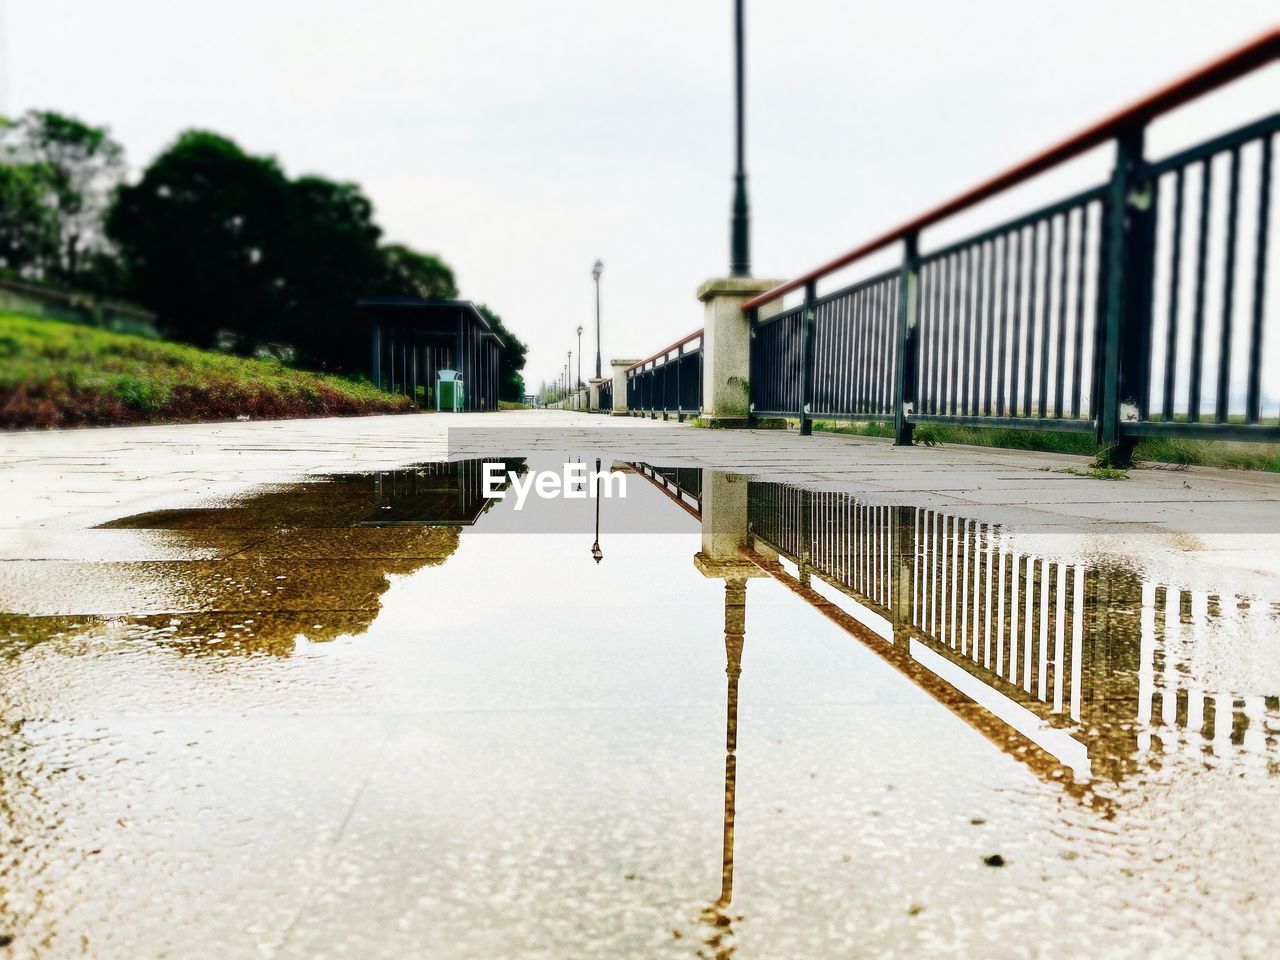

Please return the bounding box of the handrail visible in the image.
[624,328,703,373]
[742,27,1280,312]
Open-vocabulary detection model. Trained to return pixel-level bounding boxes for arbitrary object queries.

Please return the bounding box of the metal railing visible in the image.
[598,380,613,413]
[741,29,1280,455]
[625,330,703,418]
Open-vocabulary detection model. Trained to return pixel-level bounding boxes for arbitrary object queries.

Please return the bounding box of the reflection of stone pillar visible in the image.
[699,470,750,561]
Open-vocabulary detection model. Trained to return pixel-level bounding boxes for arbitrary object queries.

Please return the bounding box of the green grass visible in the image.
[810,418,1280,473]
[0,313,413,428]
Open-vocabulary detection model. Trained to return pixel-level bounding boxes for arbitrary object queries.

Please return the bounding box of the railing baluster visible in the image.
[1162,170,1185,422]
[894,234,921,445]
[1009,228,1025,417]
[982,238,998,415]
[1246,134,1273,425]
[1071,206,1089,420]
[928,259,942,415]
[1024,220,1041,419]
[1216,145,1242,423]
[996,233,1011,417]
[1053,213,1069,418]
[799,281,816,435]
[960,246,974,416]
[1188,157,1212,423]
[948,252,962,416]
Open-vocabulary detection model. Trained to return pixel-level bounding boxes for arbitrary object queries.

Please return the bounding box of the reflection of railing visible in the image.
[364,459,524,525]
[627,463,702,518]
[740,32,1280,451]
[742,480,1278,783]
[625,330,703,419]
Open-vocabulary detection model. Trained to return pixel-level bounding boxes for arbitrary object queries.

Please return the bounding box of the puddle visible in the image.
[1,457,1278,958]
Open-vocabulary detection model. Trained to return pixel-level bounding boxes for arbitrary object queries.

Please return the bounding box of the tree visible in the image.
[474,303,527,402]
[101,125,530,382]
[373,244,457,300]
[273,175,388,367]
[3,111,124,284]
[0,161,59,278]
[107,131,294,349]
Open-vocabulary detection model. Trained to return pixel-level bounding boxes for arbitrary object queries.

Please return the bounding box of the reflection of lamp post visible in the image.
[591,458,603,563]
[718,579,745,907]
[697,577,746,950]
[592,259,603,379]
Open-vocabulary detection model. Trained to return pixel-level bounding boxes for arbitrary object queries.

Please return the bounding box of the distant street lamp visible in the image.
[567,350,573,408]
[576,325,583,402]
[592,259,603,379]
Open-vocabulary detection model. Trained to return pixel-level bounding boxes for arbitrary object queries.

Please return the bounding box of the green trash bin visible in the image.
[436,370,464,412]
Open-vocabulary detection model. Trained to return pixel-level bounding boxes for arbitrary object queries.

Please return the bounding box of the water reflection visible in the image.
[74,459,525,655]
[636,466,1280,799]
[2,457,1279,955]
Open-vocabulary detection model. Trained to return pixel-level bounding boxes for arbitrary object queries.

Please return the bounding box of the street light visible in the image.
[729,0,750,277]
[592,259,603,379]
[567,349,573,408]
[576,325,583,405]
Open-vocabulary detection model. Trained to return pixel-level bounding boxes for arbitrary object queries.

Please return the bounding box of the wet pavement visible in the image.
[2,414,1280,958]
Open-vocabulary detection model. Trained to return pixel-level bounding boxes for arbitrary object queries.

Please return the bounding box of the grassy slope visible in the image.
[0,313,413,428]
[812,419,1280,472]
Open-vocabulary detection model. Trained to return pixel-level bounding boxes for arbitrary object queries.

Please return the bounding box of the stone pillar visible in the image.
[588,378,607,412]
[610,358,637,416]
[696,277,785,427]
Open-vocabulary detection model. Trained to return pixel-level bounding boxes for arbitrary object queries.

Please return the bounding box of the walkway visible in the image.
[3,411,1280,583]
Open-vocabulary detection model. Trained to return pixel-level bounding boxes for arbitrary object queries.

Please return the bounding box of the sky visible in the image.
[2,1,1277,391]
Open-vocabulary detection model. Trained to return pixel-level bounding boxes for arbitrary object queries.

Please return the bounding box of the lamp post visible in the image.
[729,0,750,277]
[592,259,603,379]
[567,349,573,408]
[576,326,583,404]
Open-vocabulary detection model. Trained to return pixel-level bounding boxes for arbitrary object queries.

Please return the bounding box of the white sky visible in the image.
[3,1,1278,389]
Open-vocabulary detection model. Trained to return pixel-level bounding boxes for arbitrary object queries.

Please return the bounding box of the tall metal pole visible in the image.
[729,0,750,278]
[576,327,582,394]
[593,260,603,379]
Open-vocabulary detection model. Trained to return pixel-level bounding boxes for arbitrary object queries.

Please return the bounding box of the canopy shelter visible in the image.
[359,299,503,411]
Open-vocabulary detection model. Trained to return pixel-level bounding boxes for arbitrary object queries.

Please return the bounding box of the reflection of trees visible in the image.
[40,459,525,657]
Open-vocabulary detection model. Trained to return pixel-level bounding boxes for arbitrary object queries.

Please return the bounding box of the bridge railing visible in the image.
[625,330,703,419]
[598,380,612,413]
[742,29,1280,454]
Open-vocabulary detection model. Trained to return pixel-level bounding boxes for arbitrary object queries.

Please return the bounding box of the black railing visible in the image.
[598,381,613,413]
[741,30,1280,456]
[626,331,703,418]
